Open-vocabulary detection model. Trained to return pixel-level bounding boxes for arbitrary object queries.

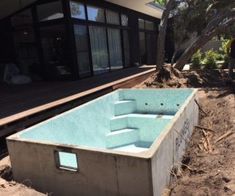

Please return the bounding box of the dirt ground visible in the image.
[0,69,234,196]
[138,68,235,196]
[0,157,45,196]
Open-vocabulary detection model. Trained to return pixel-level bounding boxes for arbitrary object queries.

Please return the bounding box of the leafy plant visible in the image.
[154,0,167,6]
[203,50,219,69]
[191,50,203,69]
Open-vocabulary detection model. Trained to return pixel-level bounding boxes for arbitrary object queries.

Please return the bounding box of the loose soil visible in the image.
[138,68,235,196]
[0,68,234,196]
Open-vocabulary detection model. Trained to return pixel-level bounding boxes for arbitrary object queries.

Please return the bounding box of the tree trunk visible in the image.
[156,0,175,70]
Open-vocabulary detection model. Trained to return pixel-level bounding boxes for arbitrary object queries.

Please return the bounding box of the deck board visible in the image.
[0,67,154,127]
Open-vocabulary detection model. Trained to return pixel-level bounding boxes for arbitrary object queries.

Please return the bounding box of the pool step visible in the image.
[110,115,128,131]
[110,113,174,131]
[106,128,139,149]
[114,100,136,116]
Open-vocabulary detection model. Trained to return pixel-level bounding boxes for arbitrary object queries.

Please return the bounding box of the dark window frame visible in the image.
[70,1,131,76]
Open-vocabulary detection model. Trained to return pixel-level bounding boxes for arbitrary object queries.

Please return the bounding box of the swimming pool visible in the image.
[7,88,199,196]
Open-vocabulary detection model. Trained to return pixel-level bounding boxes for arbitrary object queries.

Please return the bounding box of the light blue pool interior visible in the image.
[20,89,194,154]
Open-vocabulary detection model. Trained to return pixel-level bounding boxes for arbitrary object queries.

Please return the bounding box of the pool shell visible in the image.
[7,88,199,196]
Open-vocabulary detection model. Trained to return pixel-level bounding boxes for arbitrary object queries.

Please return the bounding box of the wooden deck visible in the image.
[0,67,155,137]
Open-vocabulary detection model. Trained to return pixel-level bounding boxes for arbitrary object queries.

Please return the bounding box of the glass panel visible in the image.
[123,30,130,67]
[145,21,155,31]
[107,28,123,69]
[87,6,105,22]
[11,9,39,75]
[70,1,86,20]
[139,32,146,64]
[37,1,64,21]
[74,25,91,77]
[11,9,33,26]
[121,14,128,26]
[58,152,78,171]
[89,26,109,74]
[40,25,71,77]
[138,19,145,29]
[146,33,157,64]
[106,10,120,25]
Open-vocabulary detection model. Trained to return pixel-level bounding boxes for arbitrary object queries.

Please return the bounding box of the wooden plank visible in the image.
[0,69,154,127]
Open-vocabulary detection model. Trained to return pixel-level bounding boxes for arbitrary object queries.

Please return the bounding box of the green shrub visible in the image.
[191,50,202,69]
[203,50,219,69]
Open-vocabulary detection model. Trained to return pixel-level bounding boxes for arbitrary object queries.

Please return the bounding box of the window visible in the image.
[89,26,109,74]
[123,30,130,66]
[87,6,105,22]
[139,32,146,64]
[55,151,78,172]
[70,1,86,20]
[40,25,71,77]
[108,28,123,69]
[138,19,145,29]
[121,14,128,26]
[106,10,120,25]
[146,33,157,64]
[139,19,156,31]
[37,1,64,22]
[11,9,33,26]
[74,25,91,77]
[11,9,39,75]
[145,21,155,31]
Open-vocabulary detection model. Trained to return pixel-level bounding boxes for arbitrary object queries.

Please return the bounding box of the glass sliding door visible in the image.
[107,28,123,70]
[89,26,109,74]
[74,25,91,77]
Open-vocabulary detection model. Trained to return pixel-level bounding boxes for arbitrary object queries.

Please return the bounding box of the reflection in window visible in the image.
[40,25,71,77]
[70,1,86,20]
[123,30,130,66]
[121,14,128,26]
[89,26,109,74]
[146,33,157,64]
[87,6,105,22]
[106,10,120,25]
[108,28,123,69]
[139,32,146,64]
[11,9,39,75]
[37,2,64,21]
[11,9,33,26]
[145,21,155,30]
[74,25,91,77]
[138,19,145,29]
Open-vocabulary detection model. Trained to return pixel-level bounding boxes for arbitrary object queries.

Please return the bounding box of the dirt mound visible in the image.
[0,157,45,196]
[168,90,235,195]
[137,66,230,89]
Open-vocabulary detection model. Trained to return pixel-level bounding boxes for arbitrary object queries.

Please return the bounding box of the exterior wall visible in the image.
[0,0,176,81]
[7,140,153,196]
[151,91,198,196]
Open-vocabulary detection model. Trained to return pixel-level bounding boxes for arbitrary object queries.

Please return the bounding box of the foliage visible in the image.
[220,39,230,55]
[203,50,220,69]
[191,50,203,69]
[191,48,228,70]
[154,0,167,7]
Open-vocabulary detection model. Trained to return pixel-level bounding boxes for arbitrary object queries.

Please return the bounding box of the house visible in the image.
[0,0,174,81]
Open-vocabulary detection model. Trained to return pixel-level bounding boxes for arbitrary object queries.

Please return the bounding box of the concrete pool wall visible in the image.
[7,89,199,196]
